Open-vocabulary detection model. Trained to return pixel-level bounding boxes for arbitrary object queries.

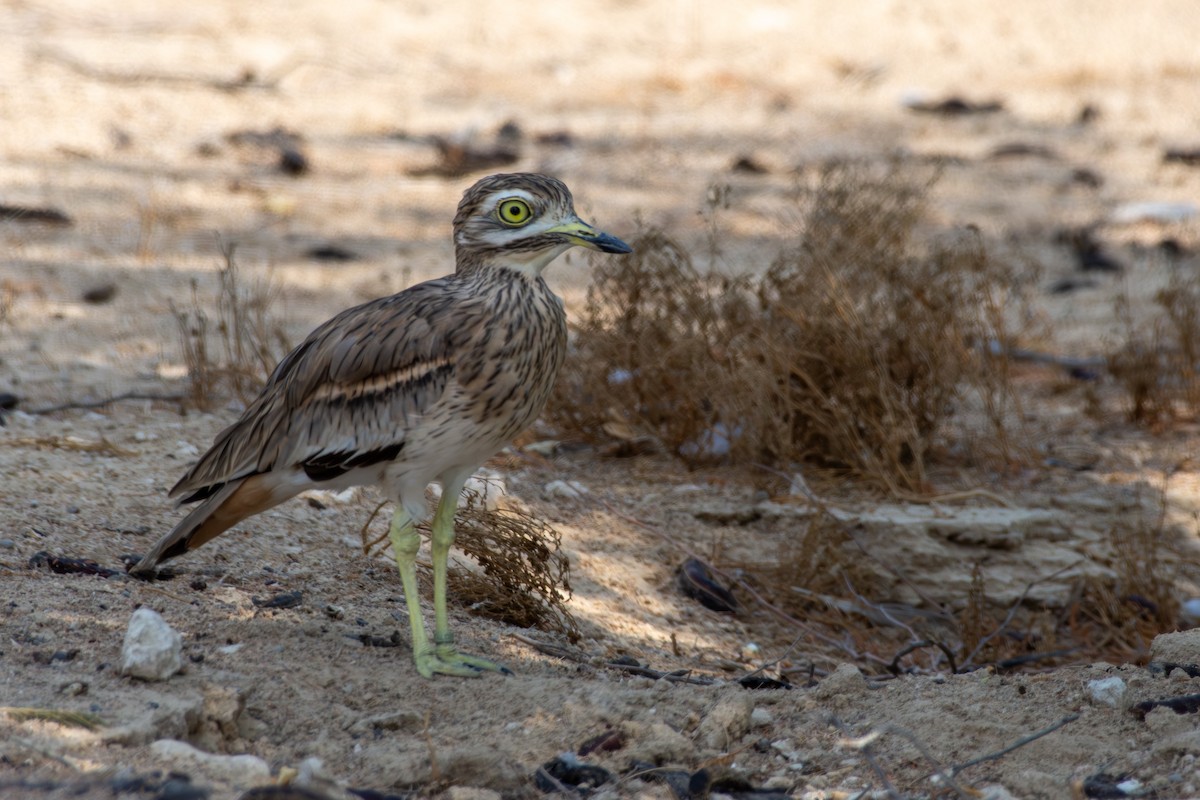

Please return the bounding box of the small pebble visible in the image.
[121,608,183,681]
[750,707,773,727]
[1087,676,1127,708]
[1180,598,1200,625]
[0,539,15,549]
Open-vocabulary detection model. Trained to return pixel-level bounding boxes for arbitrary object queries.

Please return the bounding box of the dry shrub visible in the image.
[1109,269,1200,425]
[447,492,579,640]
[360,491,579,640]
[551,162,1024,493]
[1070,497,1184,661]
[171,243,291,410]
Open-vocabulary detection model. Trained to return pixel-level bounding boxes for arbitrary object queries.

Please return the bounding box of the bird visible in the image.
[131,173,632,678]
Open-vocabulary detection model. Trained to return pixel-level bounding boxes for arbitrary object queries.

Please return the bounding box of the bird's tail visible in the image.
[131,474,292,576]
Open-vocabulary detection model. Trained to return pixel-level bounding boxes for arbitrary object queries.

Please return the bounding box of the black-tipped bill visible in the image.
[548,219,633,254]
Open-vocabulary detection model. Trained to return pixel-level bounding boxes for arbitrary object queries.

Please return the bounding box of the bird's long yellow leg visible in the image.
[387,509,438,678]
[430,480,509,675]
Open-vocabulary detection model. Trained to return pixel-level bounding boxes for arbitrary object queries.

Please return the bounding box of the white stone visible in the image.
[544,479,588,499]
[1110,201,1198,224]
[1087,676,1126,708]
[150,739,270,785]
[1180,598,1200,626]
[121,608,182,681]
[174,441,200,458]
[750,707,773,727]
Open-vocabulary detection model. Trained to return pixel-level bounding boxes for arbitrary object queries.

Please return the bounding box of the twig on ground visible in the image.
[26,391,186,415]
[896,487,1016,508]
[359,499,391,555]
[830,716,903,800]
[889,640,959,676]
[949,713,1080,777]
[959,561,1082,671]
[875,725,973,799]
[34,45,300,92]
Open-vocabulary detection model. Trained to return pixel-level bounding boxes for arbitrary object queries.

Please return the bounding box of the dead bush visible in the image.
[360,491,578,640]
[170,243,291,410]
[448,493,579,640]
[1069,493,1184,661]
[1109,269,1200,425]
[550,162,1025,493]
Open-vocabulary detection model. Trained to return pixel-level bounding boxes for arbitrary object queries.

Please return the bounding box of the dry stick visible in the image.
[958,561,1083,672]
[949,713,1080,777]
[34,45,299,91]
[830,716,903,800]
[896,487,1016,508]
[27,391,187,415]
[889,640,958,676]
[874,725,973,799]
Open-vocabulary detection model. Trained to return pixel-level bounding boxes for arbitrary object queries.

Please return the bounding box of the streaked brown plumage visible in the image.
[132,173,631,677]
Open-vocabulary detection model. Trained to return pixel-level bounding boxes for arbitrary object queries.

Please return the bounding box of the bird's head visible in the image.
[452,172,632,276]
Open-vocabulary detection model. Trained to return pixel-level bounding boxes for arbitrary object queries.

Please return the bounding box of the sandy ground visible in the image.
[5,1,1200,798]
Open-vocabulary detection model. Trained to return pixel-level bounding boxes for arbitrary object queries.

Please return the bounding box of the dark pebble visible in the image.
[0,204,73,226]
[731,154,768,174]
[278,147,310,176]
[535,756,612,794]
[239,785,333,799]
[81,284,118,304]
[1048,277,1097,294]
[578,728,626,756]
[906,96,1003,115]
[739,675,794,690]
[988,142,1057,159]
[677,557,739,613]
[1164,147,1200,167]
[1076,103,1101,125]
[1068,167,1103,188]
[534,130,574,147]
[1159,238,1186,258]
[252,590,303,609]
[159,774,210,800]
[304,245,358,263]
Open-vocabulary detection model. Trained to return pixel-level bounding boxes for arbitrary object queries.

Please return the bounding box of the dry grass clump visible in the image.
[1108,269,1200,425]
[170,243,291,410]
[550,162,1024,493]
[358,491,579,640]
[447,492,579,640]
[1069,494,1185,661]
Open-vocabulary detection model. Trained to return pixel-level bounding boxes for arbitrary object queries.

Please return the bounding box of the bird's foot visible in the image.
[412,643,511,678]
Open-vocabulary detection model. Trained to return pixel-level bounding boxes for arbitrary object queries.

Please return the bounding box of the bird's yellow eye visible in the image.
[497,198,532,226]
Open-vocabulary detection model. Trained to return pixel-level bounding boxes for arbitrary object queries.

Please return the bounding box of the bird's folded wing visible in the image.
[170,280,485,502]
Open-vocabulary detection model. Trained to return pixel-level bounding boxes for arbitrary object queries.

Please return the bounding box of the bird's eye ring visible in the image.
[497,198,533,226]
